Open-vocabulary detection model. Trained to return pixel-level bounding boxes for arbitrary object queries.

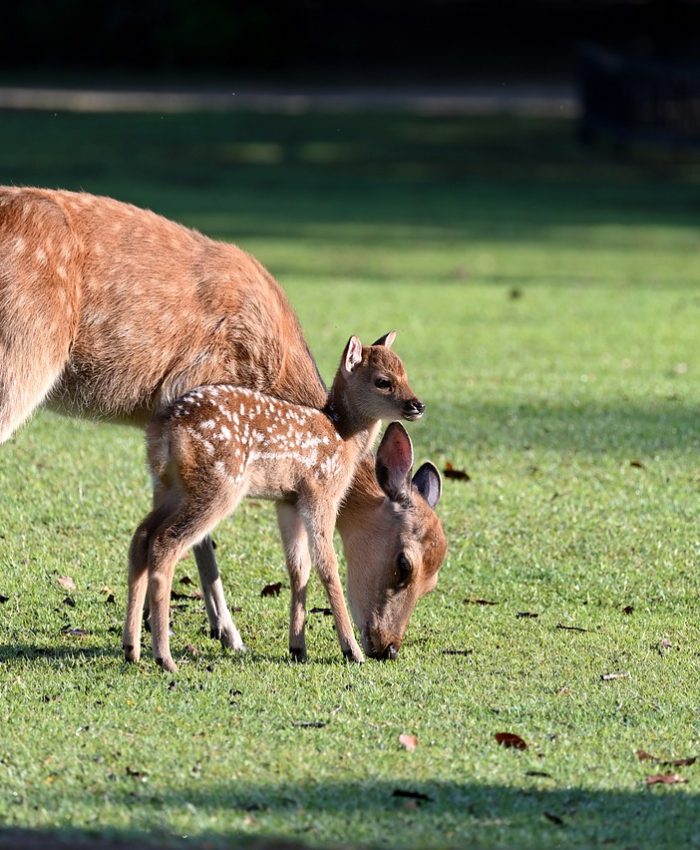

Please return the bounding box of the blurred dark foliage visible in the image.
[1,0,699,78]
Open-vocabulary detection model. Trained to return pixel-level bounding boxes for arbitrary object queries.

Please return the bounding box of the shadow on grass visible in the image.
[2,778,698,849]
[2,110,700,258]
[437,398,700,455]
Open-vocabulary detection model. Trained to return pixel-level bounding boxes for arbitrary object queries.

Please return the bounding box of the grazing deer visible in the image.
[0,187,447,661]
[123,334,425,671]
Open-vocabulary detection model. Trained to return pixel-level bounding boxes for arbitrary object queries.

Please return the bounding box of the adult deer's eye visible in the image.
[397,553,412,583]
[375,377,392,390]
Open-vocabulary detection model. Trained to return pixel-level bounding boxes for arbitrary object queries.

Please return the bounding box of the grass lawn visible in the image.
[2,107,700,849]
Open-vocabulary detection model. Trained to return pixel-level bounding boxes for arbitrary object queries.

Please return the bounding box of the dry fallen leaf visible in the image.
[260,582,283,598]
[622,605,634,615]
[0,594,8,603]
[645,773,687,786]
[185,644,199,657]
[630,459,646,469]
[442,648,472,656]
[443,462,471,482]
[516,611,539,619]
[399,733,418,752]
[495,732,528,750]
[179,575,195,586]
[556,623,587,633]
[464,597,498,606]
[636,749,696,767]
[601,671,629,681]
[543,811,565,826]
[57,575,76,591]
[62,627,89,637]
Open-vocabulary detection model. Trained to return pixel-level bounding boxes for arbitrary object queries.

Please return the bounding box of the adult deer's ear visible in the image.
[376,421,414,504]
[372,330,396,349]
[413,462,442,508]
[342,335,363,374]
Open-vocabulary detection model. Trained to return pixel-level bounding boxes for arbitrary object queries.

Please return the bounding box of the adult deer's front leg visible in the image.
[302,503,364,664]
[276,502,312,661]
[193,536,245,651]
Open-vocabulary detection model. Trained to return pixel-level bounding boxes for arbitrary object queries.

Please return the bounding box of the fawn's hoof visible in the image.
[123,644,140,664]
[289,646,307,663]
[155,656,178,674]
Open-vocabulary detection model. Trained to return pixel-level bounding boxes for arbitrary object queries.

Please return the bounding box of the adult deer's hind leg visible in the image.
[193,536,246,651]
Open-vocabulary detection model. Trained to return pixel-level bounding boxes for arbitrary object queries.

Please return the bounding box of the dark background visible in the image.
[2,0,699,83]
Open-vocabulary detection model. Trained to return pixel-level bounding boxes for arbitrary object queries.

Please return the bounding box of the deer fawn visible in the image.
[0,187,447,661]
[123,333,424,671]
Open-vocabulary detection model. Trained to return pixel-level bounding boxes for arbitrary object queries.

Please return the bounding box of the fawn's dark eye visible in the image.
[397,553,412,583]
[375,377,392,390]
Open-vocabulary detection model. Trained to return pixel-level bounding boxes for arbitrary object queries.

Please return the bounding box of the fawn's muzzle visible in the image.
[402,399,425,421]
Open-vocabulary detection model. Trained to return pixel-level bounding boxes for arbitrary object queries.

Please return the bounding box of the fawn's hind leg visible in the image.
[148,490,244,672]
[193,535,246,651]
[276,502,312,662]
[123,499,174,663]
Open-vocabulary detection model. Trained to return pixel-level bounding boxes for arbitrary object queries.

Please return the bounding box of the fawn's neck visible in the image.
[324,375,380,450]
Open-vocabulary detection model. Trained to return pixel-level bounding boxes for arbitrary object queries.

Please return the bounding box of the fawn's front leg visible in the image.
[302,501,364,664]
[193,536,246,652]
[276,502,312,661]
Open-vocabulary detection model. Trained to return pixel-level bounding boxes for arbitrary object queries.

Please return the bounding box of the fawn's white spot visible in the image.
[220,425,231,440]
[35,248,47,264]
[13,236,26,254]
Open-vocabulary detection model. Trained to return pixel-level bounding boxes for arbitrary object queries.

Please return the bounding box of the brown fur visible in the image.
[0,187,447,661]
[124,338,422,670]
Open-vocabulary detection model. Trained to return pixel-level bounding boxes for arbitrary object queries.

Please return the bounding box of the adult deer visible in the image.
[0,187,447,660]
[125,335,426,671]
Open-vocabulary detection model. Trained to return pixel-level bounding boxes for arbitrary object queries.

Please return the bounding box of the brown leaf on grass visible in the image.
[442,648,473,656]
[105,593,116,604]
[516,611,539,619]
[185,644,199,657]
[309,606,333,616]
[260,582,283,598]
[645,773,687,786]
[659,637,673,652]
[179,575,195,585]
[526,770,553,778]
[464,597,498,606]
[622,605,634,615]
[601,671,629,681]
[125,766,148,781]
[399,733,418,752]
[543,811,565,826]
[57,575,76,591]
[636,749,696,767]
[443,462,471,482]
[292,720,327,728]
[0,594,9,603]
[556,623,587,633]
[630,459,646,469]
[62,596,75,608]
[495,732,528,750]
[170,589,204,601]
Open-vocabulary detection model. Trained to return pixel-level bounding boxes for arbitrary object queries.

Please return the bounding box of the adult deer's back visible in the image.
[0,186,447,660]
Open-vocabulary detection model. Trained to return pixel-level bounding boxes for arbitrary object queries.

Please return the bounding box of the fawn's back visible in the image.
[151,385,347,502]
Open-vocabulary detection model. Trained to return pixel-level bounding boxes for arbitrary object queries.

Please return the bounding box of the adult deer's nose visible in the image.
[381,643,399,661]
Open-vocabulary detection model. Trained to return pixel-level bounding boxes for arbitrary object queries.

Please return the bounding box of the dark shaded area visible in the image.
[1,1,699,82]
[2,779,699,849]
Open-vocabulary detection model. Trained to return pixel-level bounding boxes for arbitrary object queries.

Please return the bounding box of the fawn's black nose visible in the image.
[403,399,425,420]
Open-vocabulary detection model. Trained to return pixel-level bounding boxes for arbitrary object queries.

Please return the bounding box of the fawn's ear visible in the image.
[376,421,414,504]
[372,331,396,349]
[412,462,442,508]
[343,336,363,374]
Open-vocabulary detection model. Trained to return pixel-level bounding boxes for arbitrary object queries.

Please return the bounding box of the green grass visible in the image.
[2,107,700,849]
